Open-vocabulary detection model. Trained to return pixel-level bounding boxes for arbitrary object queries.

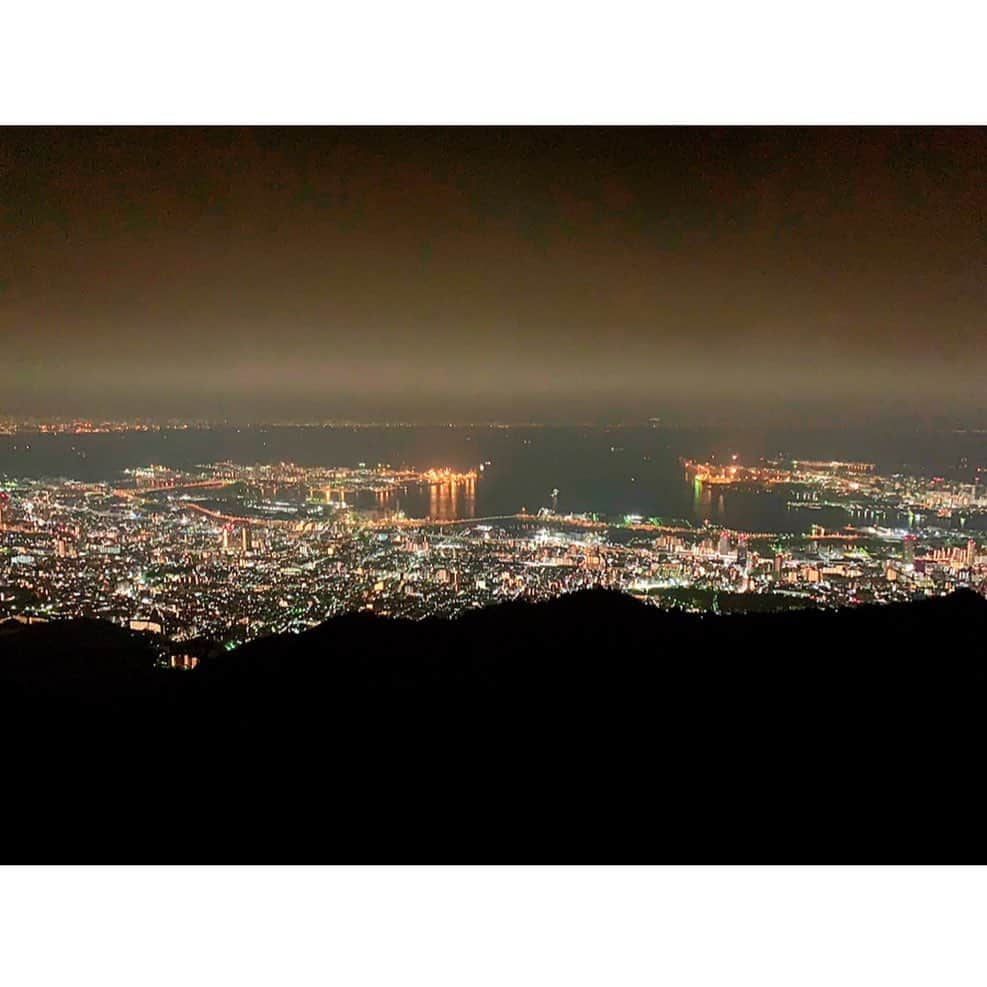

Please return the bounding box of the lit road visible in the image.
[112,479,235,498]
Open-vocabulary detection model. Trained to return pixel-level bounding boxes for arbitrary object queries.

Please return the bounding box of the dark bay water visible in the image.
[2,425,985,533]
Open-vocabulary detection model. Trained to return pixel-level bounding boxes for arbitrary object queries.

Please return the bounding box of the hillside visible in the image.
[2,589,985,862]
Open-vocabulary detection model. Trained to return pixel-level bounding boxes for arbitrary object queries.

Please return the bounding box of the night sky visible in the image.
[2,127,985,424]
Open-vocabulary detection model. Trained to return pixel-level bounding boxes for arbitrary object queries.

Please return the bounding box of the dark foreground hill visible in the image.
[2,589,986,862]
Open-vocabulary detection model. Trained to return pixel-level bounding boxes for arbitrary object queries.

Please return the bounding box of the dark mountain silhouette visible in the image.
[2,589,985,862]
[0,617,161,699]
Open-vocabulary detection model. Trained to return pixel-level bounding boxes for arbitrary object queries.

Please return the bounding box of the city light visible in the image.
[1,451,984,641]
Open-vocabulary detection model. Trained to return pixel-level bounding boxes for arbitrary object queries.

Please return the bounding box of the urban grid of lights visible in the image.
[1,454,985,647]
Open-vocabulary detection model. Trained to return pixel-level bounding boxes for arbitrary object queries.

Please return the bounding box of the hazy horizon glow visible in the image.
[3,127,985,425]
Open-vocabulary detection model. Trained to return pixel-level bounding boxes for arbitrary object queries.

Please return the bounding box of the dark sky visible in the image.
[2,127,985,424]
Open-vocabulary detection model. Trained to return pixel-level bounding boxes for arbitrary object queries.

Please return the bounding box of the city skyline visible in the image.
[6,0,986,957]
[4,453,984,640]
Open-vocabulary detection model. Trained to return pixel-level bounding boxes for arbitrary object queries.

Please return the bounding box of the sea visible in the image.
[2,425,986,535]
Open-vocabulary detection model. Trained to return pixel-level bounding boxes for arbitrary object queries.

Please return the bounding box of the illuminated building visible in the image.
[966,538,976,568]
[0,490,9,530]
[903,535,916,565]
[736,537,748,570]
[130,615,164,634]
[241,527,253,553]
[717,532,731,557]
